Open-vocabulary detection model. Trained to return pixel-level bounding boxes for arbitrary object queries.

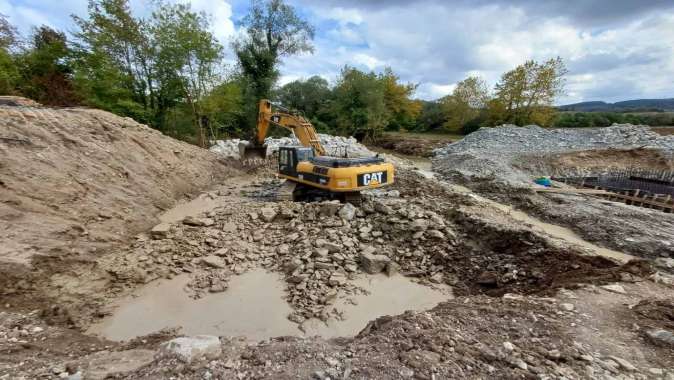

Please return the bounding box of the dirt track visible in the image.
[1,102,673,379]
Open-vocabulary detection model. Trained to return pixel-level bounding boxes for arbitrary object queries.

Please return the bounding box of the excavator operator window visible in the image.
[278,147,298,177]
[279,149,288,165]
[296,148,314,162]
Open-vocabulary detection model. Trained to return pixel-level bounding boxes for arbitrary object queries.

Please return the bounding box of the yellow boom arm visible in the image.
[255,99,326,156]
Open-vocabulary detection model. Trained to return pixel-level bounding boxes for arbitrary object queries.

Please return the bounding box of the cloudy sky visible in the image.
[1,0,673,103]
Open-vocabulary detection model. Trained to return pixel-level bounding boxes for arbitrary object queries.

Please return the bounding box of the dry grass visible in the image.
[651,126,674,136]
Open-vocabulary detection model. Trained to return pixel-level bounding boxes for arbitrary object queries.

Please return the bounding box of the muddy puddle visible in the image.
[88,269,451,342]
[300,274,451,338]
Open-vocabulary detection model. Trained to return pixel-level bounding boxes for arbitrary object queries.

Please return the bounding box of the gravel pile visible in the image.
[210,134,374,158]
[432,124,674,186]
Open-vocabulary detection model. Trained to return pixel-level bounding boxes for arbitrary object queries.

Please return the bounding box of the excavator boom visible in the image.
[243,99,325,158]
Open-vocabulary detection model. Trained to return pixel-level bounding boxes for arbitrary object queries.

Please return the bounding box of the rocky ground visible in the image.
[432,124,674,262]
[1,113,673,379]
[2,168,673,379]
[432,124,674,187]
[210,134,375,159]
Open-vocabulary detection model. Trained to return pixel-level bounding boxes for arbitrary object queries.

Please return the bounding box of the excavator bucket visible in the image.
[238,142,268,159]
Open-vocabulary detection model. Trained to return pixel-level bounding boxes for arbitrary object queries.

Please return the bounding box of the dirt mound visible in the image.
[0,96,41,107]
[0,104,239,278]
[368,134,454,157]
[512,147,674,178]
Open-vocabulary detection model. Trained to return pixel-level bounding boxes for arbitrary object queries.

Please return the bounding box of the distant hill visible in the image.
[559,98,674,112]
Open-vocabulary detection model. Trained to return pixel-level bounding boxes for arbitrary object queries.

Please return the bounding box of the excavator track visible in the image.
[275,180,296,202]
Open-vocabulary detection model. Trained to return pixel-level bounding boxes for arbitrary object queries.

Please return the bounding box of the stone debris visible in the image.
[646,329,674,347]
[359,246,392,274]
[259,207,277,222]
[201,255,226,269]
[560,303,575,311]
[80,349,155,380]
[607,356,638,372]
[104,175,462,322]
[432,124,674,186]
[338,203,357,221]
[151,223,172,239]
[183,216,215,227]
[159,335,222,363]
[210,134,375,159]
[601,284,627,294]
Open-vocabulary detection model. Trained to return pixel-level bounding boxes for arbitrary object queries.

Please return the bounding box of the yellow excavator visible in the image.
[240,99,395,202]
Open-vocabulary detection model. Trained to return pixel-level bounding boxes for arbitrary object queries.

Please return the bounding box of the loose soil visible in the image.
[367,133,455,157]
[1,104,673,379]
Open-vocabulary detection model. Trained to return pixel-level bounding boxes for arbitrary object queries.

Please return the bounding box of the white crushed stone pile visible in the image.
[210,134,374,159]
[432,124,674,187]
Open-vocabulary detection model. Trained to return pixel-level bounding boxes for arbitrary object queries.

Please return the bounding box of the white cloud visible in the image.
[327,7,363,26]
[0,0,63,34]
[186,0,236,43]
[352,52,382,70]
[416,83,456,100]
[282,1,674,102]
[2,0,672,103]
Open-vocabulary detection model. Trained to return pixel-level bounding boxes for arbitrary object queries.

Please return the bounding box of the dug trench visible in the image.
[4,165,669,378]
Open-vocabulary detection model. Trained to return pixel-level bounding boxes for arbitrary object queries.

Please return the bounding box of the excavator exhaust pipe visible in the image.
[238,141,268,159]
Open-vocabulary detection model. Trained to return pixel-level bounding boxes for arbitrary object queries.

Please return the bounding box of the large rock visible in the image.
[319,201,342,217]
[322,242,342,253]
[201,255,225,269]
[600,284,626,294]
[182,216,215,227]
[373,200,393,215]
[260,207,277,222]
[410,219,429,231]
[159,335,222,363]
[151,223,171,239]
[359,246,391,274]
[646,329,674,347]
[81,349,155,380]
[338,203,357,221]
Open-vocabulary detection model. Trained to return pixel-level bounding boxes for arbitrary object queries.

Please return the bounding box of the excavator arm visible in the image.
[249,99,326,157]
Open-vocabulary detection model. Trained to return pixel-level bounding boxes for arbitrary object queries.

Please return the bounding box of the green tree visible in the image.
[331,66,388,140]
[380,68,421,131]
[440,76,489,133]
[16,26,78,105]
[492,57,567,126]
[152,3,224,146]
[73,0,155,119]
[414,100,446,131]
[0,14,19,94]
[275,76,330,116]
[0,13,18,49]
[235,0,315,131]
[201,79,245,138]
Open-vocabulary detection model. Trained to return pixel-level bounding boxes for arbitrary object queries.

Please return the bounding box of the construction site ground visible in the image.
[1,102,673,379]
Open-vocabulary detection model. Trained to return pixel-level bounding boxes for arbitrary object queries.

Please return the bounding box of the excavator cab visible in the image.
[278,146,314,178]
